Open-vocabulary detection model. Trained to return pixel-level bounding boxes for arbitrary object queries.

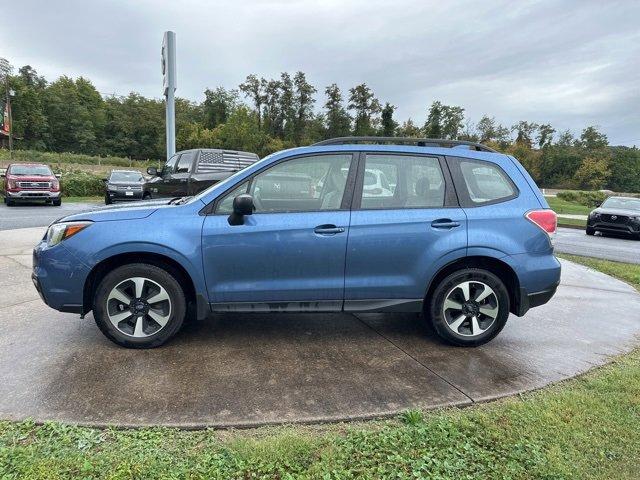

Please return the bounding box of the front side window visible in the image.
[161,154,180,177]
[359,154,445,209]
[459,160,515,204]
[215,154,352,214]
[176,152,195,174]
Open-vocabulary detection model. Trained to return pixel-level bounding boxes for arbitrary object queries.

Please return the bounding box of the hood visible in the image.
[7,174,55,181]
[108,180,145,185]
[592,207,640,217]
[57,198,175,223]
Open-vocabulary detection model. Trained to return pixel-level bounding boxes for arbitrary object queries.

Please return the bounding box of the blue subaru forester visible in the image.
[33,137,560,348]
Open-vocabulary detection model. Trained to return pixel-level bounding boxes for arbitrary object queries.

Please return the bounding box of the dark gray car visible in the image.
[586,196,640,238]
[104,170,150,205]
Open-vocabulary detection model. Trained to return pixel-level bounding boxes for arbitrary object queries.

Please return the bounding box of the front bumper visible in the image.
[6,190,61,199]
[32,240,90,313]
[587,218,640,235]
[107,190,145,201]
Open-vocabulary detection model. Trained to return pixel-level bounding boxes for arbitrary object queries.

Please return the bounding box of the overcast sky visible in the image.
[3,0,639,145]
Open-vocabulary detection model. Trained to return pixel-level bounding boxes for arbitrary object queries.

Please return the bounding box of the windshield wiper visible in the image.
[168,196,192,205]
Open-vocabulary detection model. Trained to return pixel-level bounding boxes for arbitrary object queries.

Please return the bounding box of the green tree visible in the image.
[379,102,397,137]
[292,72,316,143]
[239,74,265,129]
[537,124,555,148]
[203,87,237,129]
[396,118,422,138]
[580,126,608,150]
[574,156,611,190]
[348,83,381,136]
[324,83,351,138]
[511,121,538,148]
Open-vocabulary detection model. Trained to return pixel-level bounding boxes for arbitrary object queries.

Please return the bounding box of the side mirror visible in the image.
[147,166,158,176]
[228,194,254,225]
[102,178,108,183]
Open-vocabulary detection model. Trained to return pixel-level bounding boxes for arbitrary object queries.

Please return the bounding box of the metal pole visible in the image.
[162,31,177,160]
[165,83,175,159]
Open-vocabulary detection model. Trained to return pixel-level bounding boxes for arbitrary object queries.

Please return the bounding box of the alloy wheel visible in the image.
[442,280,499,337]
[106,277,172,338]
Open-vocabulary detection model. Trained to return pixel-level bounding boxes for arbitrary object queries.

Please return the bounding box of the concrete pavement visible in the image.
[1,227,639,427]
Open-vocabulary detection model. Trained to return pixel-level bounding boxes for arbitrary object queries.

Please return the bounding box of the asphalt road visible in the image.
[554,227,639,264]
[0,201,100,231]
[0,203,637,264]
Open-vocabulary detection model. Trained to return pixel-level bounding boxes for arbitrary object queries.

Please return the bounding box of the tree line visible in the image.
[2,61,639,192]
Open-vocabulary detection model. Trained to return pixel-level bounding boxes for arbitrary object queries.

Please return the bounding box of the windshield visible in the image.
[8,164,52,176]
[110,171,143,182]
[601,197,640,211]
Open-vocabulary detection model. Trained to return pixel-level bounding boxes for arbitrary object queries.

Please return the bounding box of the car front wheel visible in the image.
[428,268,510,347]
[586,227,595,235]
[92,263,186,348]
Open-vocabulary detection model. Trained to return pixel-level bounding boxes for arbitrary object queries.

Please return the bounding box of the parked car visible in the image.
[586,196,640,239]
[33,137,560,349]
[145,148,259,199]
[104,170,150,205]
[1,163,62,206]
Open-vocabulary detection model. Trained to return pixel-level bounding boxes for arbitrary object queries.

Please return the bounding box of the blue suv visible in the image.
[33,137,560,348]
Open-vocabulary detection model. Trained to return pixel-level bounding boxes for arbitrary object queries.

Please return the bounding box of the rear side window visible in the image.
[359,154,445,209]
[459,160,516,204]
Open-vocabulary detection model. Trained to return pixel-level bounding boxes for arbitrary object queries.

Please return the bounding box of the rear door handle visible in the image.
[431,219,461,229]
[314,224,345,235]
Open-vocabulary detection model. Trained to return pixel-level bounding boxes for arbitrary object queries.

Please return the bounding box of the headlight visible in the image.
[108,184,117,191]
[46,221,92,247]
[589,211,600,218]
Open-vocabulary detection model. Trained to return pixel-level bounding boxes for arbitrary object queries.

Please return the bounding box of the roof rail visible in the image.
[312,136,497,153]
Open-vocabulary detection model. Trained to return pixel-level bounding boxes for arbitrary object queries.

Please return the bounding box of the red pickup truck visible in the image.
[1,163,62,206]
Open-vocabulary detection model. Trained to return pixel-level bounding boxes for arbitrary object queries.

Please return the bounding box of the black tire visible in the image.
[427,268,510,347]
[53,198,62,206]
[105,193,112,205]
[586,227,595,235]
[5,198,14,207]
[143,192,151,200]
[92,263,187,348]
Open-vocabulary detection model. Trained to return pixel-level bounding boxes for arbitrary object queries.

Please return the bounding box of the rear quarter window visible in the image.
[456,158,517,205]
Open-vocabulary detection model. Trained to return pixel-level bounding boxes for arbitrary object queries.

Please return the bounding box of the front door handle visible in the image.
[431,219,461,229]
[314,224,345,235]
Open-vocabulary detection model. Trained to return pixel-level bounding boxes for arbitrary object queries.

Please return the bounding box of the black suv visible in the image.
[587,196,640,239]
[146,148,259,198]
[104,170,150,205]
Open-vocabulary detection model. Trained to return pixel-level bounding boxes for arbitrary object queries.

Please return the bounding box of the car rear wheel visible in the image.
[92,263,186,348]
[427,268,509,347]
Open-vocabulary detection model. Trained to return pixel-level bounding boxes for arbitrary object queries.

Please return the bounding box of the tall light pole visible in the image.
[161,32,177,160]
[0,58,13,158]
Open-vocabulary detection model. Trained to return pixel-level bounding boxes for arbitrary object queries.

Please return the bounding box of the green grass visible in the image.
[557,217,587,228]
[559,254,640,290]
[1,259,640,479]
[546,196,592,215]
[63,196,103,204]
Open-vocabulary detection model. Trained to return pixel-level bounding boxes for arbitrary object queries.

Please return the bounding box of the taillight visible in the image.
[526,209,557,237]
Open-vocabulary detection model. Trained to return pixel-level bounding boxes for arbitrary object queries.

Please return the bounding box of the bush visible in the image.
[59,172,104,197]
[557,190,607,206]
